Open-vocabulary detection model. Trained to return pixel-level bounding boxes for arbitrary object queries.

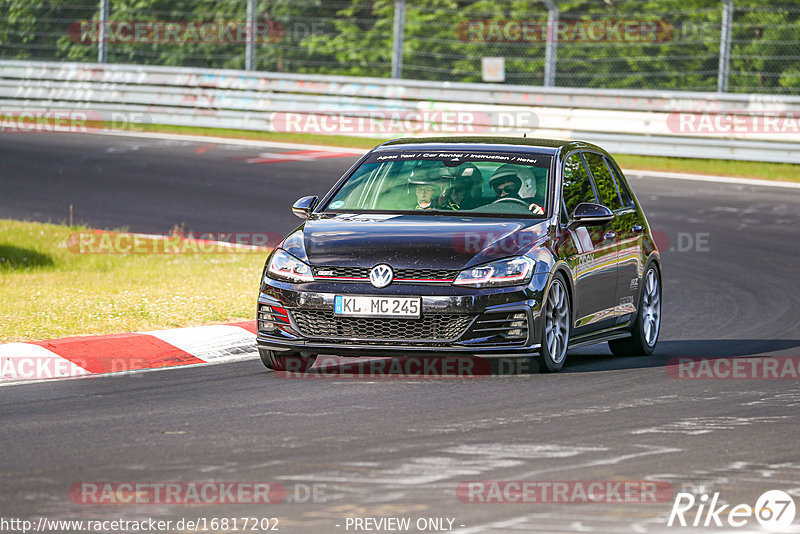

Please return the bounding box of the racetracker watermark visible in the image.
[70,482,327,504]
[0,111,149,133]
[0,517,280,533]
[651,230,710,254]
[67,231,278,254]
[1,356,88,380]
[1,354,210,380]
[457,19,674,43]
[450,230,708,259]
[68,20,286,44]
[667,357,800,379]
[456,481,674,503]
[276,356,499,379]
[272,111,494,136]
[667,112,800,134]
[452,231,540,257]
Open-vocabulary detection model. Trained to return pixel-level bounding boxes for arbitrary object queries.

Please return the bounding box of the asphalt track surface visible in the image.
[2,133,800,533]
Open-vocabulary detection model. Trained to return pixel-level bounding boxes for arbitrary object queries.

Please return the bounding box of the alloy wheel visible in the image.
[642,268,661,346]
[544,279,569,364]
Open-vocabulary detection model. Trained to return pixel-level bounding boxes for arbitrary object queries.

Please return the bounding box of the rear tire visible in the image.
[608,266,661,357]
[259,349,316,372]
[536,273,570,373]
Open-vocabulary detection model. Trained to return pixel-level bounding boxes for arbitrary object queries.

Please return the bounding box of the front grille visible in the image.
[291,310,474,342]
[395,268,459,281]
[312,266,458,283]
[462,311,529,345]
[313,266,369,279]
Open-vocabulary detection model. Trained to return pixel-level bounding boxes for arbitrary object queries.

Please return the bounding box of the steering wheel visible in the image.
[491,197,544,214]
[491,197,529,207]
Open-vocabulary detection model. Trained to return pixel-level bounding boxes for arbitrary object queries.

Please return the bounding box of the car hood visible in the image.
[283,213,548,270]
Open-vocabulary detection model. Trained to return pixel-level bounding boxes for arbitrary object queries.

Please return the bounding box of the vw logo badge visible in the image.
[369,264,393,288]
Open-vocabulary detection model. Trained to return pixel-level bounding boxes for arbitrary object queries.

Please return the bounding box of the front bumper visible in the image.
[256,276,548,357]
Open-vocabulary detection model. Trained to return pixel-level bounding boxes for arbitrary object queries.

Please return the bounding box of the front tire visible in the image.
[609,266,661,357]
[259,349,316,372]
[536,273,570,372]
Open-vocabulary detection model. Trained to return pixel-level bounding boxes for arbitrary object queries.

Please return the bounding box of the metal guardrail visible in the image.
[1,60,799,163]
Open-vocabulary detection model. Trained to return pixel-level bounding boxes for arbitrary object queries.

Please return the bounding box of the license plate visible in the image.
[334,296,421,318]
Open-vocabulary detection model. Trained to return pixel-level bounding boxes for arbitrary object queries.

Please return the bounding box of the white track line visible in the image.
[92,129,367,154]
[90,129,798,189]
[623,169,800,189]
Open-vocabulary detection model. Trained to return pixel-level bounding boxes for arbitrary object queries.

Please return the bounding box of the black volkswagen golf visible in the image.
[257,137,661,372]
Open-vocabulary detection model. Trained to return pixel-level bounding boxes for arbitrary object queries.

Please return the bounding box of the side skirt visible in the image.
[568,327,632,350]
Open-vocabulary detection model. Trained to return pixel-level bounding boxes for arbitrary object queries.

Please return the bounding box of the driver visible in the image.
[489,168,523,200]
[489,164,545,215]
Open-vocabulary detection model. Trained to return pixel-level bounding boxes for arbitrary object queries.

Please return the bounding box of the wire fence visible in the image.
[1,0,798,94]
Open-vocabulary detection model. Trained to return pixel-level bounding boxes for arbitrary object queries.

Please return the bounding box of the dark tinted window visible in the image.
[562,153,597,217]
[584,152,622,211]
[605,158,635,208]
[324,152,552,216]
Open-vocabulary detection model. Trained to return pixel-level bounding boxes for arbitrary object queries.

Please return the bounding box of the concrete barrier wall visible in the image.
[2,60,798,163]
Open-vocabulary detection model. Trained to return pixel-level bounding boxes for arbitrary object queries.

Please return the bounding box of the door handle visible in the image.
[603,231,617,241]
[631,224,644,232]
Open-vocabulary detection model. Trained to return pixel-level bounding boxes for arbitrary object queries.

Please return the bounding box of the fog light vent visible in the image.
[464,311,529,345]
[258,304,290,334]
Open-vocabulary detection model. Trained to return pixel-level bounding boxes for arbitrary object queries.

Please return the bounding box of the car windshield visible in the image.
[322,150,552,217]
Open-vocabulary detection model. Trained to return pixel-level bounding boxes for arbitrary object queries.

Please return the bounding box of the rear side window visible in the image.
[605,158,635,208]
[562,153,597,218]
[584,152,623,211]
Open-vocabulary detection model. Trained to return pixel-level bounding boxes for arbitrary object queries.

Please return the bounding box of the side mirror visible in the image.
[568,202,614,229]
[291,196,318,219]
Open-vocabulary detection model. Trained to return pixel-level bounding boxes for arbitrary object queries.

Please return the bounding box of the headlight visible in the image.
[453,257,535,288]
[266,249,314,283]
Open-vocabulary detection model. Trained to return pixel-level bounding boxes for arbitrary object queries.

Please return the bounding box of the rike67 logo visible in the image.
[668,490,796,531]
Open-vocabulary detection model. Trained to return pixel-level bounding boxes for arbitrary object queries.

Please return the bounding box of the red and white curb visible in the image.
[243,149,362,164]
[0,321,258,386]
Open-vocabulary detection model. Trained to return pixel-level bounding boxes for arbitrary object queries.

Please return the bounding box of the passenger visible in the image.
[436,163,484,210]
[408,168,448,210]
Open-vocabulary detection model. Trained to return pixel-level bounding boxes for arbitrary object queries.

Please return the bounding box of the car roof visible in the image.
[376,136,608,158]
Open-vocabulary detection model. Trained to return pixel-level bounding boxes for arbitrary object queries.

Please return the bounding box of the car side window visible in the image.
[561,152,598,219]
[584,152,623,211]
[605,157,635,208]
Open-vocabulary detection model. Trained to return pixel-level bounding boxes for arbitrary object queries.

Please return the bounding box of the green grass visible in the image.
[135,123,800,182]
[0,220,267,343]
[615,154,800,182]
